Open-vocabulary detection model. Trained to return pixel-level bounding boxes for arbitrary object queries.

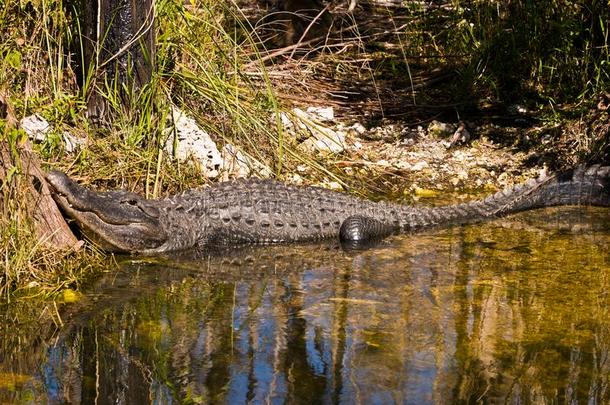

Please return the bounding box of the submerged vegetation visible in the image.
[0,0,609,297]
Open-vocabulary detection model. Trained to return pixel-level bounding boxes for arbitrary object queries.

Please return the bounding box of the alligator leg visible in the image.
[339,215,397,249]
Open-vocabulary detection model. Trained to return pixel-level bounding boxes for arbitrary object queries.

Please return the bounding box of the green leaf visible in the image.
[5,51,21,69]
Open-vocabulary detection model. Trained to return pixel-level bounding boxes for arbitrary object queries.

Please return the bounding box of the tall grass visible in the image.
[450,0,610,102]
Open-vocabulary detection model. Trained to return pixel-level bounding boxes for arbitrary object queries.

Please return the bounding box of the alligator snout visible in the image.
[46,170,168,253]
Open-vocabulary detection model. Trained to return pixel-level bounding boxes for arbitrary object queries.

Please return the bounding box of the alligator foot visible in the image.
[339,215,396,250]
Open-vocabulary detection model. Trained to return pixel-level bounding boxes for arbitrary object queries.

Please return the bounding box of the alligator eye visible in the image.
[125,199,138,206]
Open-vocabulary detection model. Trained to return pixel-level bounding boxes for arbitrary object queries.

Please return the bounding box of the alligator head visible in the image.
[46,171,168,253]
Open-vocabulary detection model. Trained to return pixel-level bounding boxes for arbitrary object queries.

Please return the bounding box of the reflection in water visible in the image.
[1,208,610,404]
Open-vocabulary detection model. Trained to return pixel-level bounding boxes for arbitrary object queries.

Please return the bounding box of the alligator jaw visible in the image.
[46,171,168,253]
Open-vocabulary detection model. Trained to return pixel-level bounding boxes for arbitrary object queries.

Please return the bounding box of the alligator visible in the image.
[46,166,610,254]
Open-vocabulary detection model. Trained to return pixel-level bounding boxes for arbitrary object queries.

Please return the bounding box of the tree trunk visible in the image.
[74,0,156,122]
[0,140,80,250]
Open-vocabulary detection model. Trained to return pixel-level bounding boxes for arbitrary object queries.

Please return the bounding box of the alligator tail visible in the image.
[408,165,610,230]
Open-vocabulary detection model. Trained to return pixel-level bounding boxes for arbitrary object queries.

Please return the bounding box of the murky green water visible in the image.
[1,207,610,404]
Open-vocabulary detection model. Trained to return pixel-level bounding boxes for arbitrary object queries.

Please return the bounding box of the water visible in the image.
[1,207,610,404]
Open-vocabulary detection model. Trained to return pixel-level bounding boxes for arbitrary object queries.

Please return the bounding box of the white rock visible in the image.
[394,160,412,170]
[411,161,429,171]
[291,108,311,124]
[62,131,87,153]
[350,122,367,135]
[275,107,346,154]
[300,127,345,154]
[221,144,250,178]
[498,172,509,185]
[21,114,86,152]
[21,114,51,142]
[276,111,294,130]
[306,106,334,122]
[315,180,343,191]
[457,170,469,180]
[165,106,223,178]
[289,173,304,185]
[452,150,467,161]
[327,181,343,190]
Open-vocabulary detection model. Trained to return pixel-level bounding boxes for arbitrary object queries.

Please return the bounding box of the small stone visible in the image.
[221,144,249,178]
[315,180,343,191]
[427,120,455,137]
[291,107,308,119]
[306,106,334,122]
[62,131,87,153]
[289,173,304,185]
[401,138,415,147]
[457,170,469,181]
[327,181,343,190]
[277,111,294,130]
[497,172,509,185]
[21,115,86,153]
[411,161,429,171]
[299,127,345,154]
[350,122,366,135]
[394,160,412,170]
[452,150,467,161]
[21,114,51,142]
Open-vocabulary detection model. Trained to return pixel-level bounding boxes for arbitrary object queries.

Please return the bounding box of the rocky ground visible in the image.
[274,105,545,200]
